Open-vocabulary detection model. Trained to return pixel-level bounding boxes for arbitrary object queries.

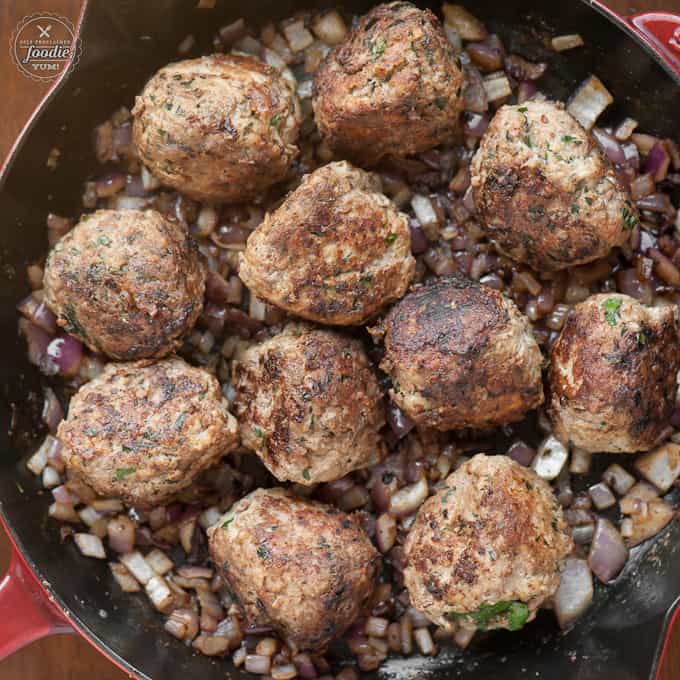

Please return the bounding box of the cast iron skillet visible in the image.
[1,1,680,678]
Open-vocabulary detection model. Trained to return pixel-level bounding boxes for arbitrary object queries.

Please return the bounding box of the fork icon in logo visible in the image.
[37,24,52,38]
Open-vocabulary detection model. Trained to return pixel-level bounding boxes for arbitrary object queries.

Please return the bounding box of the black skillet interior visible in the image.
[1,1,679,678]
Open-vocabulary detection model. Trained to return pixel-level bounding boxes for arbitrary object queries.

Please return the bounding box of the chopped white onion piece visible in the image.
[146,575,175,613]
[109,562,141,592]
[553,557,593,629]
[588,518,628,583]
[74,533,106,559]
[634,443,680,493]
[614,117,638,141]
[199,506,222,530]
[483,72,512,102]
[233,36,263,57]
[567,75,613,130]
[620,481,660,515]
[110,195,148,211]
[146,548,175,576]
[165,608,200,641]
[91,498,124,514]
[78,506,102,527]
[620,517,634,538]
[588,482,616,510]
[140,165,160,191]
[311,11,347,45]
[48,502,80,523]
[551,34,584,52]
[297,79,313,99]
[282,19,314,52]
[442,4,487,41]
[569,447,591,474]
[245,654,271,675]
[27,438,51,475]
[414,627,435,655]
[120,550,155,585]
[602,463,636,496]
[453,625,475,648]
[179,517,197,554]
[263,47,287,72]
[388,477,429,517]
[249,294,267,322]
[444,24,462,52]
[532,435,568,480]
[196,205,218,237]
[42,465,61,489]
[626,500,674,547]
[411,194,438,228]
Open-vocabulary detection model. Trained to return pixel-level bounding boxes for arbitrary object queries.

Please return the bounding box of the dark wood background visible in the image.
[1,1,678,678]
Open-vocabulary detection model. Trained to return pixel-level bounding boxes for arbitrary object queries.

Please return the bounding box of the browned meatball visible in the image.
[470,101,637,271]
[548,294,680,453]
[313,2,465,166]
[380,277,544,431]
[232,323,385,484]
[404,454,573,632]
[58,358,239,507]
[239,161,414,325]
[132,54,301,203]
[43,209,205,361]
[207,488,380,650]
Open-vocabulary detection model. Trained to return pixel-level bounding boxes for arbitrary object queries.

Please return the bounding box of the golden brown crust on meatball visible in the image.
[132,54,301,203]
[470,101,637,271]
[404,454,573,631]
[207,488,380,650]
[548,294,680,453]
[313,2,465,166]
[58,358,239,507]
[43,209,205,361]
[232,323,385,484]
[380,277,544,431]
[239,161,414,325]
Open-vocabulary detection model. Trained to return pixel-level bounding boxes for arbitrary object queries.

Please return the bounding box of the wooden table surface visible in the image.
[1,1,679,678]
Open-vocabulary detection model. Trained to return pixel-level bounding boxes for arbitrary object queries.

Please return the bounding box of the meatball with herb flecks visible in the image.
[548,293,680,453]
[208,487,380,650]
[239,161,414,325]
[404,454,573,632]
[470,100,637,271]
[232,323,385,485]
[313,2,466,166]
[380,276,544,431]
[132,54,301,203]
[43,209,205,361]
[57,357,239,508]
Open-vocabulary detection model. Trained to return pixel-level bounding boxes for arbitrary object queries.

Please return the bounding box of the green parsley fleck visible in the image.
[221,515,234,529]
[97,235,111,247]
[571,203,580,214]
[253,426,263,438]
[86,427,98,436]
[622,205,638,231]
[303,468,311,481]
[385,233,398,245]
[518,106,528,113]
[114,467,136,481]
[175,412,188,430]
[434,96,447,110]
[561,135,582,145]
[448,601,529,632]
[636,330,647,346]
[270,113,283,128]
[371,37,387,59]
[256,544,271,560]
[602,297,623,326]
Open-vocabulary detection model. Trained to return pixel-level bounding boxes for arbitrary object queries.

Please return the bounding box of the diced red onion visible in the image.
[467,41,503,72]
[165,608,199,641]
[389,477,428,517]
[634,443,680,493]
[615,269,653,304]
[553,557,593,629]
[517,80,538,104]
[42,388,63,433]
[95,172,126,198]
[46,213,74,247]
[507,441,536,467]
[648,248,680,286]
[637,194,674,215]
[592,128,626,165]
[293,653,317,679]
[409,225,429,255]
[462,186,475,213]
[107,515,136,554]
[622,142,640,169]
[572,523,595,545]
[17,294,56,333]
[386,402,415,439]
[19,319,54,370]
[644,142,671,182]
[588,518,628,583]
[46,335,83,377]
[532,435,568,480]
[462,64,488,113]
[588,482,616,510]
[463,112,490,138]
[218,18,247,45]
[52,484,76,505]
[602,464,635,496]
[625,500,674,547]
[504,54,547,81]
[630,173,655,201]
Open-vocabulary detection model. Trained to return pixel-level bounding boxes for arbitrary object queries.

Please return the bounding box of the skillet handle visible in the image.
[626,12,680,77]
[0,541,74,660]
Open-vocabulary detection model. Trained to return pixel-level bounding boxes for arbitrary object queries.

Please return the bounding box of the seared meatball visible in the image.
[132,54,301,203]
[58,358,239,507]
[208,488,380,650]
[43,209,205,361]
[239,161,414,325]
[380,277,544,431]
[470,101,637,271]
[313,2,465,165]
[232,323,385,484]
[548,294,680,453]
[404,454,573,631]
